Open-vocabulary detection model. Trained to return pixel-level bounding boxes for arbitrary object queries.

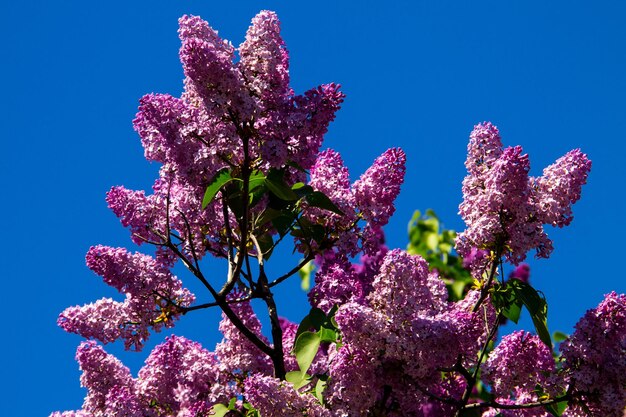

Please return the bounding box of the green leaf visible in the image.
[545,400,568,416]
[502,302,522,324]
[314,375,329,404]
[202,169,233,209]
[292,183,315,198]
[210,404,230,417]
[305,191,344,215]
[248,170,266,190]
[272,213,296,236]
[425,232,439,251]
[285,370,311,390]
[421,216,439,233]
[451,280,468,300]
[265,171,299,201]
[293,331,321,376]
[298,260,315,291]
[255,208,283,228]
[513,282,552,348]
[318,327,338,343]
[552,331,569,343]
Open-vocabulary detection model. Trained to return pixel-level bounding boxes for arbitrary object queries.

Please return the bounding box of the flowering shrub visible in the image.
[52,10,624,417]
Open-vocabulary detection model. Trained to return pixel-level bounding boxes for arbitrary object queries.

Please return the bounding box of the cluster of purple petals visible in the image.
[58,246,194,350]
[326,250,492,415]
[303,148,406,260]
[244,374,330,417]
[51,336,231,417]
[560,292,626,417]
[137,336,230,413]
[509,263,530,283]
[482,331,556,398]
[457,122,591,265]
[113,10,347,264]
[309,232,388,314]
[530,149,592,228]
[353,148,406,228]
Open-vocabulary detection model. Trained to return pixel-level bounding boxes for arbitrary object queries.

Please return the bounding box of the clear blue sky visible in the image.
[2,1,625,415]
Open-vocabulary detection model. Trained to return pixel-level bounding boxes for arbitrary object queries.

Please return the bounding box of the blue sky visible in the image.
[2,1,625,415]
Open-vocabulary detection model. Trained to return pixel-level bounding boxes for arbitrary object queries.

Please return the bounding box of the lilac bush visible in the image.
[52,10,624,417]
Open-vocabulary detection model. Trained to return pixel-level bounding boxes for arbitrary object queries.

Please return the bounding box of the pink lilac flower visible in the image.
[530,149,592,228]
[179,16,254,118]
[368,249,447,319]
[58,247,194,350]
[305,148,359,257]
[351,230,388,297]
[327,346,384,416]
[308,258,365,312]
[286,83,345,171]
[58,298,130,344]
[75,342,137,416]
[245,373,330,417]
[481,394,551,417]
[509,263,530,283]
[482,331,556,397]
[560,292,626,417]
[137,335,229,413]
[458,123,592,265]
[239,10,291,109]
[102,386,145,417]
[353,148,406,228]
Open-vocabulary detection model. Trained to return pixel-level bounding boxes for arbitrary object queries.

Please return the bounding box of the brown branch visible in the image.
[269,253,315,288]
[250,233,286,380]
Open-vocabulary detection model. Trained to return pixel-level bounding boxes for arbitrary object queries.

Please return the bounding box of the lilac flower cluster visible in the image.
[482,331,556,397]
[58,246,194,350]
[244,374,330,417]
[52,337,230,417]
[326,250,489,415]
[304,147,406,260]
[458,122,591,264]
[560,292,626,416]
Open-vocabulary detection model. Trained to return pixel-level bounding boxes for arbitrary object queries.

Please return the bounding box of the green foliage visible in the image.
[491,279,552,348]
[288,307,340,389]
[211,398,260,417]
[202,168,234,209]
[407,209,472,300]
[298,260,315,291]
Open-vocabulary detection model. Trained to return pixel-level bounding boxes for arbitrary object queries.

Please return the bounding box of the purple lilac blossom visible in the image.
[308,258,365,312]
[75,342,137,416]
[353,147,406,228]
[239,10,291,110]
[560,292,626,417]
[509,263,530,283]
[482,331,556,397]
[306,148,359,257]
[531,149,592,228]
[59,247,194,350]
[137,335,229,413]
[245,373,330,417]
[457,122,590,265]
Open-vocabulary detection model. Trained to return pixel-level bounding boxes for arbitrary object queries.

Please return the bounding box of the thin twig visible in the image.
[269,253,315,288]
